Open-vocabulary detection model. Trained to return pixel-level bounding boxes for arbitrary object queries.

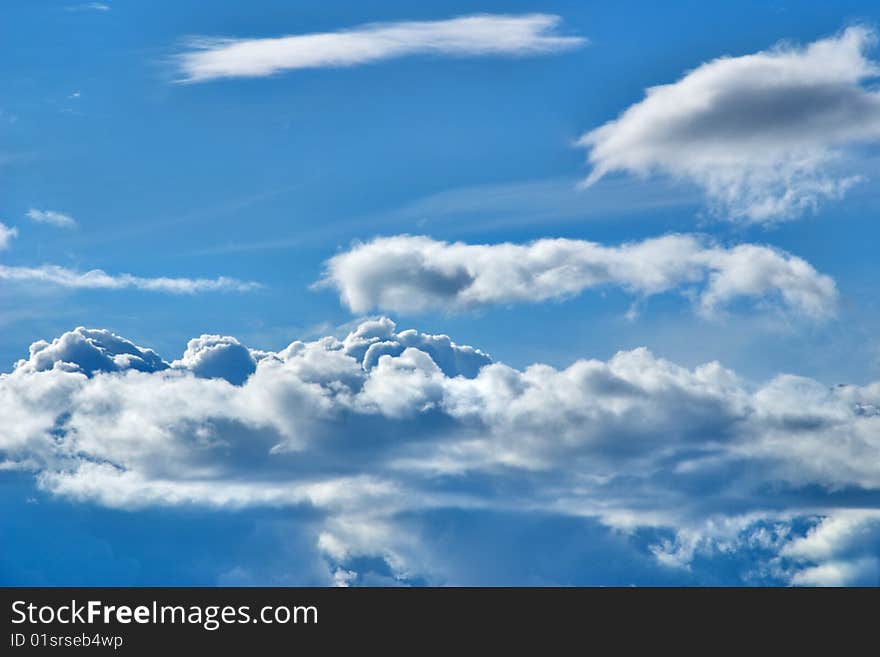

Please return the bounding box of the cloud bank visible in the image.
[4,319,880,585]
[26,209,77,229]
[320,234,837,319]
[579,27,880,223]
[176,14,585,82]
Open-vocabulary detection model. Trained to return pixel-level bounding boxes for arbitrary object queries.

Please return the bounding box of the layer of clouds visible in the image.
[26,209,77,229]
[0,223,17,250]
[176,14,585,82]
[320,234,838,319]
[3,319,880,585]
[579,27,880,223]
[0,264,258,294]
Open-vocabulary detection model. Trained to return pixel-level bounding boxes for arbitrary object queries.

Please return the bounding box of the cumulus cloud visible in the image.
[0,223,17,250]
[579,27,880,223]
[320,234,837,319]
[16,327,168,376]
[0,263,259,294]
[781,511,880,586]
[26,209,77,228]
[172,334,258,385]
[176,14,585,82]
[3,319,880,584]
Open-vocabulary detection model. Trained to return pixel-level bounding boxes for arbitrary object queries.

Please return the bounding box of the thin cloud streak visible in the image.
[176,14,585,82]
[0,264,259,294]
[65,3,110,11]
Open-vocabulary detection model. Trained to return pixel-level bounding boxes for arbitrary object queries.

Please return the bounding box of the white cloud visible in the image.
[172,334,257,385]
[66,3,110,11]
[26,209,77,228]
[0,223,17,250]
[0,263,259,294]
[320,234,837,319]
[3,318,880,584]
[781,511,880,585]
[16,327,168,376]
[579,27,880,223]
[176,14,585,82]
[1,220,257,295]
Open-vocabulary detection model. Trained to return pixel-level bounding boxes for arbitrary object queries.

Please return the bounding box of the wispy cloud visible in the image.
[66,3,110,12]
[26,209,77,229]
[1,217,255,294]
[181,177,701,257]
[371,177,701,234]
[0,223,17,250]
[176,14,585,82]
[0,264,259,294]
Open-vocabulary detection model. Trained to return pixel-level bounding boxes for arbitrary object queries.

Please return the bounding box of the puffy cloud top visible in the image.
[579,27,880,222]
[173,335,258,385]
[15,318,488,383]
[15,327,168,376]
[3,320,880,584]
[341,316,491,378]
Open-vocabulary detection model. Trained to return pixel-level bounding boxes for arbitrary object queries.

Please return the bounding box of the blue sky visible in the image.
[3,1,880,585]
